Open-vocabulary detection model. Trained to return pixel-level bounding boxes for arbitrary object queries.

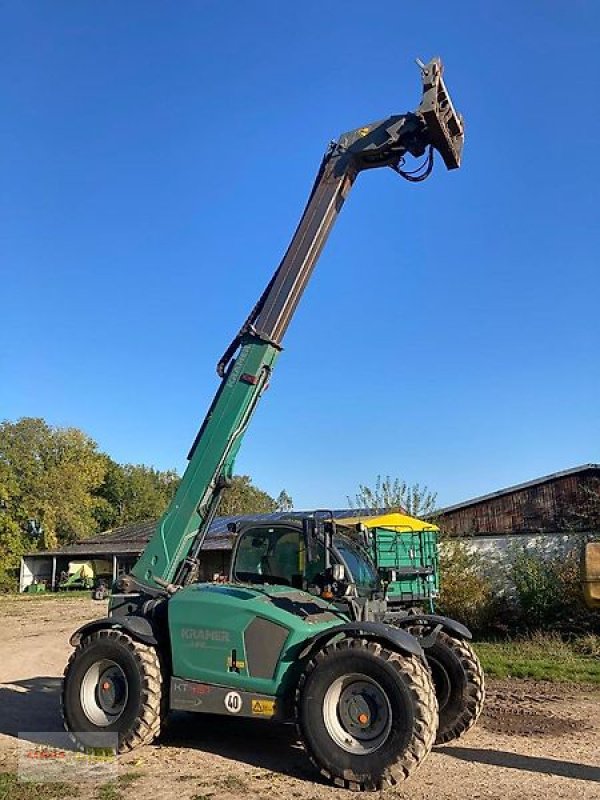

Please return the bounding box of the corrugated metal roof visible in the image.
[435,463,600,517]
[28,508,384,558]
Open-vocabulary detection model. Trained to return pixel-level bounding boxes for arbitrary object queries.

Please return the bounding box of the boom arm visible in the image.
[127,58,464,594]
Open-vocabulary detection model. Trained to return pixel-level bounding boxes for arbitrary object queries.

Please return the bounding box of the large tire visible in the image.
[295,638,437,791]
[420,631,485,745]
[61,628,164,752]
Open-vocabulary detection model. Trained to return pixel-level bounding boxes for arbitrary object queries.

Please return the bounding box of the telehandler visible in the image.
[62,58,466,790]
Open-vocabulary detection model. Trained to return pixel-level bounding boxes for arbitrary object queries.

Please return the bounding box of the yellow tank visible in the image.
[582,542,600,609]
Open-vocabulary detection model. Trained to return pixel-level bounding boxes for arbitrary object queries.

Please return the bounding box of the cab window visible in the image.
[234,527,305,586]
[334,537,378,592]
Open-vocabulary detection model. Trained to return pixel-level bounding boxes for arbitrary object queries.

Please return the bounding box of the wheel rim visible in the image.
[427,655,452,712]
[323,672,392,754]
[80,659,129,726]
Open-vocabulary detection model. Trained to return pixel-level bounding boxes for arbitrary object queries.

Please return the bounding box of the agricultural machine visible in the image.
[62,58,474,790]
[59,560,112,592]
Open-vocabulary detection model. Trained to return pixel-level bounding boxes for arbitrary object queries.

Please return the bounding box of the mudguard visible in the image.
[69,615,158,647]
[299,620,423,660]
[390,613,472,641]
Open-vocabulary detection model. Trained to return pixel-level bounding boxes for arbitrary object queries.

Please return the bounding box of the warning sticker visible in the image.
[251,698,275,717]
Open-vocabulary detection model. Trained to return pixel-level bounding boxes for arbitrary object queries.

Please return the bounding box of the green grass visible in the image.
[95,785,121,800]
[94,770,144,800]
[475,632,600,683]
[0,772,78,800]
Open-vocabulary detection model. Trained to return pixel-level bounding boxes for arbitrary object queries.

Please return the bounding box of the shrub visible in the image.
[0,566,18,594]
[571,632,600,658]
[437,540,496,633]
[509,542,599,632]
[510,547,563,628]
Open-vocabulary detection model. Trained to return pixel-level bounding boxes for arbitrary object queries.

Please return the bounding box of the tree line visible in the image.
[0,417,292,589]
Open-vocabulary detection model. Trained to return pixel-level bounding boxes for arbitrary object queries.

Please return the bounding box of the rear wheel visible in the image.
[295,638,437,791]
[61,628,164,752]
[419,631,485,744]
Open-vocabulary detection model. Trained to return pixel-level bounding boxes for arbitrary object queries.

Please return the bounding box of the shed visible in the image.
[20,509,378,592]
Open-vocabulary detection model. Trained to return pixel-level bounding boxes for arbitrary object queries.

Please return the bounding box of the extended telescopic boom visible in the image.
[126,58,464,594]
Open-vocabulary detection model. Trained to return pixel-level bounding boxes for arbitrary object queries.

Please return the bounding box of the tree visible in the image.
[219,475,278,516]
[348,474,437,518]
[276,489,294,512]
[94,460,180,530]
[0,418,107,548]
[0,416,286,590]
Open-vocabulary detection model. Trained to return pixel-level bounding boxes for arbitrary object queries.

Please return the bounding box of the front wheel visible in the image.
[61,628,164,752]
[295,638,437,791]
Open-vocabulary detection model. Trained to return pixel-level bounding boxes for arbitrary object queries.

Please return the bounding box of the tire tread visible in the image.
[294,638,438,791]
[61,628,164,753]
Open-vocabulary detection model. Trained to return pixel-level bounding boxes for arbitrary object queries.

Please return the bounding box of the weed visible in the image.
[117,772,143,789]
[95,783,122,800]
[0,771,78,800]
[220,774,248,791]
[572,633,600,658]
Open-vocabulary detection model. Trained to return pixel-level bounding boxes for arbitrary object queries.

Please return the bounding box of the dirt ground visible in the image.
[1,596,599,799]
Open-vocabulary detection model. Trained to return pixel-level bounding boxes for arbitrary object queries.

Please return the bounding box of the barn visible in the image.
[436,464,600,536]
[433,464,600,581]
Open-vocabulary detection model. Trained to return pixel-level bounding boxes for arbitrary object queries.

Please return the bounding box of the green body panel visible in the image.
[131,338,280,589]
[373,527,439,605]
[168,582,346,696]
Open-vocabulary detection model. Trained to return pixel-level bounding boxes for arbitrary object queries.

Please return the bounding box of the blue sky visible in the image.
[2,2,599,509]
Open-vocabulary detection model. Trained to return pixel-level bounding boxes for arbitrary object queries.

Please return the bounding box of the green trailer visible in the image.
[338,513,440,611]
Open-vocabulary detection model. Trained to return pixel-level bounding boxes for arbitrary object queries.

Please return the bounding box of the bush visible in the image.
[437,540,497,633]
[509,543,595,631]
[436,537,600,636]
[0,566,18,594]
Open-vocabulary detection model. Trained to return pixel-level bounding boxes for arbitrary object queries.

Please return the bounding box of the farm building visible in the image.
[436,464,600,536]
[432,464,600,582]
[19,510,374,592]
[19,464,600,592]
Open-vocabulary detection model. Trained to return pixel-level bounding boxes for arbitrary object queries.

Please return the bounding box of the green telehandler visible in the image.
[62,58,467,790]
